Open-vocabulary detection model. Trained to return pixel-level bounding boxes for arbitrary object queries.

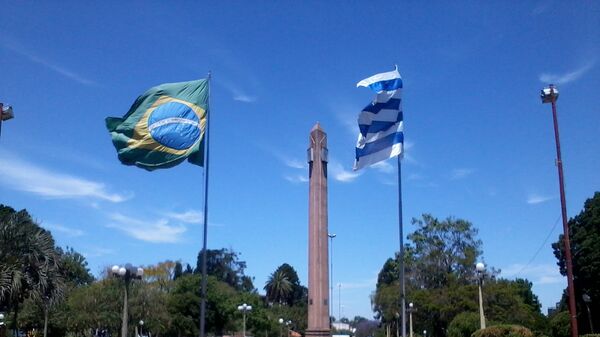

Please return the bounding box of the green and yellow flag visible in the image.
[106,79,208,170]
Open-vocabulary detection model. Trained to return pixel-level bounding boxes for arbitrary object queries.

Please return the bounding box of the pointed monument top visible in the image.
[311,122,323,132]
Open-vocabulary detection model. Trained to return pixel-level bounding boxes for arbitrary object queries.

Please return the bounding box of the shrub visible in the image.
[548,312,569,337]
[448,312,480,337]
[471,325,533,337]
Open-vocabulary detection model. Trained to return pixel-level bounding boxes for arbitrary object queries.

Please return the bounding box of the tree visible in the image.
[408,214,482,288]
[552,191,600,334]
[0,207,61,335]
[264,269,292,305]
[447,312,479,337]
[195,248,255,292]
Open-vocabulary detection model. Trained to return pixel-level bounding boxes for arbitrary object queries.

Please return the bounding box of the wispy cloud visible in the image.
[106,213,186,243]
[539,61,596,85]
[0,152,130,203]
[339,277,377,290]
[450,168,475,180]
[43,223,84,237]
[329,160,361,183]
[527,193,555,205]
[164,210,203,224]
[214,77,257,103]
[284,158,306,170]
[370,161,394,174]
[501,263,564,285]
[1,40,96,86]
[284,174,309,183]
[82,246,116,258]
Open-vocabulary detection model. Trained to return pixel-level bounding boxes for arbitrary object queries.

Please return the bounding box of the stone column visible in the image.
[306,123,331,337]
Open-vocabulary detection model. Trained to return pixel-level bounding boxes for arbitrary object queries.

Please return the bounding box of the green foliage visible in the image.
[552,191,600,334]
[195,248,255,292]
[471,325,533,337]
[409,214,482,288]
[447,312,480,337]
[264,263,306,306]
[548,312,570,337]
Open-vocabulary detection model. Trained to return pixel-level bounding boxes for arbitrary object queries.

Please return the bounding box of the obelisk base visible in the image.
[305,329,331,337]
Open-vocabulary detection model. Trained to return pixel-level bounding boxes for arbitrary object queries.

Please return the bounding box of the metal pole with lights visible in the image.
[540,84,578,337]
[139,320,144,337]
[407,303,414,337]
[112,264,144,337]
[0,103,15,139]
[476,262,486,330]
[582,294,594,333]
[237,303,252,337]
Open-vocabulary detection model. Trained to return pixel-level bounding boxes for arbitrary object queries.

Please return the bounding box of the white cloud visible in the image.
[527,193,554,205]
[0,152,130,203]
[338,277,377,290]
[164,210,203,224]
[284,158,306,170]
[501,263,564,285]
[106,213,186,243]
[43,223,84,237]
[284,174,309,183]
[539,61,596,85]
[82,246,116,258]
[450,168,475,180]
[370,161,394,174]
[1,40,96,86]
[329,160,361,183]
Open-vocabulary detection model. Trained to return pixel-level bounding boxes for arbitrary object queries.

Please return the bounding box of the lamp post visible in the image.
[540,84,578,337]
[407,303,414,337]
[582,294,594,333]
[0,103,15,140]
[237,303,252,337]
[0,312,5,337]
[278,318,284,337]
[328,233,336,324]
[423,330,426,337]
[286,321,292,337]
[112,264,144,337]
[475,262,486,329]
[139,320,144,337]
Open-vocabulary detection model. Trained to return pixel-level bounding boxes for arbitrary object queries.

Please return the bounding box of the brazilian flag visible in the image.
[106,79,208,170]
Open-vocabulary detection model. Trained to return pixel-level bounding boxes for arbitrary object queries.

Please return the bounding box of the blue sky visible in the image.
[1,1,599,320]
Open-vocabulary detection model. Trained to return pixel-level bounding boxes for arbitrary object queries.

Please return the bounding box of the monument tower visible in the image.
[306,123,331,337]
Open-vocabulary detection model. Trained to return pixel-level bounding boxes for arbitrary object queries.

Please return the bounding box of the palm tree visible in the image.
[0,209,61,335]
[264,270,293,305]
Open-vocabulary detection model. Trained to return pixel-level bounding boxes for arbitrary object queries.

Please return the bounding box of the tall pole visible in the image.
[122,279,130,337]
[547,85,578,337]
[478,280,486,329]
[397,157,406,337]
[338,283,341,321]
[0,103,3,138]
[200,73,212,337]
[242,311,246,337]
[328,233,336,323]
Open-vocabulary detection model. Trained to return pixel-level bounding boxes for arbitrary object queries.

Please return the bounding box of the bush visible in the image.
[581,335,600,337]
[471,325,533,337]
[448,312,480,337]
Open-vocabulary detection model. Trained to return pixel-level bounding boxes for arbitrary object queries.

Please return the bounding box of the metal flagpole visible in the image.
[397,156,406,337]
[199,72,212,337]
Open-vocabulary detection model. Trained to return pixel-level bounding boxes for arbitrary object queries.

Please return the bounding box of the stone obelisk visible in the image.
[306,123,331,337]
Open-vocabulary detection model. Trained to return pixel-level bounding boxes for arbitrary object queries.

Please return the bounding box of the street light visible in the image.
[582,294,594,333]
[139,320,144,337]
[407,303,414,337]
[540,84,578,337]
[476,262,486,329]
[0,313,5,337]
[328,233,336,324]
[237,303,252,337]
[423,330,426,337]
[278,318,284,337]
[112,264,144,337]
[0,103,15,139]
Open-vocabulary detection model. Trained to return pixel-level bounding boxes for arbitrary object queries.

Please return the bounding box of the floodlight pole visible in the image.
[545,85,578,337]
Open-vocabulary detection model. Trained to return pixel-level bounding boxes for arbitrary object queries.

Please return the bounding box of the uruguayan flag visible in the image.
[353,67,403,171]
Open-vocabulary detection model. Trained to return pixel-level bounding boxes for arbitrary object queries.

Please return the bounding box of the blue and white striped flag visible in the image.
[353,67,404,171]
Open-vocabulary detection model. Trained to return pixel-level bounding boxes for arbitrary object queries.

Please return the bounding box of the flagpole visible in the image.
[397,156,406,337]
[199,72,212,337]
